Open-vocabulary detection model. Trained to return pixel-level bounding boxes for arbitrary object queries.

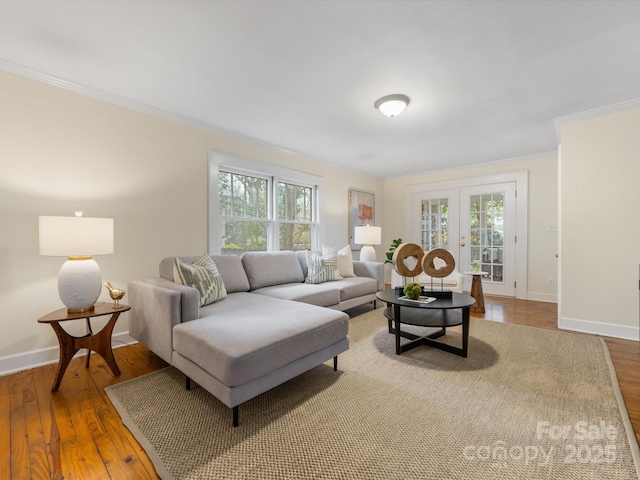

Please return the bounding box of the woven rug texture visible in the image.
[106,308,640,480]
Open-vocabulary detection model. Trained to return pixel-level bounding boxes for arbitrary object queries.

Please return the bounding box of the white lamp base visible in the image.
[360,245,377,263]
[58,257,102,312]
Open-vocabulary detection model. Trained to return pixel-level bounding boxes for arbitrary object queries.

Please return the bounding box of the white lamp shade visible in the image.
[39,215,114,311]
[39,216,114,257]
[354,225,381,245]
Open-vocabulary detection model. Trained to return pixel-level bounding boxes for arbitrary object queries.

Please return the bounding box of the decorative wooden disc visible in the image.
[392,243,424,277]
[421,248,455,278]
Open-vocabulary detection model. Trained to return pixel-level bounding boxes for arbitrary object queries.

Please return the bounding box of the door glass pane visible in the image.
[468,192,505,281]
[421,198,448,251]
[470,229,480,246]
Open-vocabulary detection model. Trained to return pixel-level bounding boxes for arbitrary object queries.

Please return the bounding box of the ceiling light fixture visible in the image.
[374,94,410,117]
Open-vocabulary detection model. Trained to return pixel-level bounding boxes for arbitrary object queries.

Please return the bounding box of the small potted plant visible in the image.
[385,238,402,264]
[384,238,403,293]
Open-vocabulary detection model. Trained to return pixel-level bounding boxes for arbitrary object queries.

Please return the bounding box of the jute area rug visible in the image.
[106,308,640,479]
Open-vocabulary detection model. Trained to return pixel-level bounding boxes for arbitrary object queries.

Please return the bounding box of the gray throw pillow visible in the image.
[174,254,227,306]
[305,248,343,284]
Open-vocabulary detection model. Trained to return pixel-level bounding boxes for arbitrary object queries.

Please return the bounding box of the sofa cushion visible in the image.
[305,249,342,284]
[161,255,250,293]
[242,251,304,290]
[335,277,378,301]
[173,255,227,307]
[323,244,355,278]
[173,293,349,387]
[210,255,250,293]
[252,282,341,307]
[296,250,309,277]
[160,256,201,280]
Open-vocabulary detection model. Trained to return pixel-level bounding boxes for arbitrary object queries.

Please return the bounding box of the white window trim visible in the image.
[208,152,323,254]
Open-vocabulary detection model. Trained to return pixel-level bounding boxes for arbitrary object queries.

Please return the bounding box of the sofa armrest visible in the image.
[352,261,384,291]
[128,278,199,364]
[143,277,200,321]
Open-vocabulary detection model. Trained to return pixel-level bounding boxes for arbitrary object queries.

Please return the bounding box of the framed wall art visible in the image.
[348,188,375,249]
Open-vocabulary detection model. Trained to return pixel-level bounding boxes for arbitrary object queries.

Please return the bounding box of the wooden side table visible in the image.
[38,303,130,391]
[464,272,489,314]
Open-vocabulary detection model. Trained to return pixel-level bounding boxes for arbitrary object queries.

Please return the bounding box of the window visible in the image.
[209,153,321,255]
[219,171,269,254]
[278,182,313,251]
[420,198,448,250]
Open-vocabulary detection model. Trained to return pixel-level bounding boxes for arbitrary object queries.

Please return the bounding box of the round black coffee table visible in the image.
[376,290,476,357]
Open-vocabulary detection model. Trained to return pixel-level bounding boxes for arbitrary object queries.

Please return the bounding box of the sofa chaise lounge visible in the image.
[128,250,384,426]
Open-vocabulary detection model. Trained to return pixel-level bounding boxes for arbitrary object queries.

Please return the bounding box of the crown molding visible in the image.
[0,57,221,132]
[386,150,558,181]
[0,58,353,170]
[553,97,640,143]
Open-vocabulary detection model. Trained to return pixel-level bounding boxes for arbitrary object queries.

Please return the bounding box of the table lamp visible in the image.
[39,212,114,313]
[354,225,381,262]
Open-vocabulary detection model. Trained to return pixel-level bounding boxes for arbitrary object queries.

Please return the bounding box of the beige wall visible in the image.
[7,64,636,371]
[383,153,559,302]
[0,71,382,372]
[559,107,640,339]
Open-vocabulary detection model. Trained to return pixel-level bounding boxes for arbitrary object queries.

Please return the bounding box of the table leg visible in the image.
[85,312,122,377]
[85,317,93,368]
[393,303,402,355]
[461,307,470,358]
[48,311,123,392]
[470,275,485,314]
[49,322,82,392]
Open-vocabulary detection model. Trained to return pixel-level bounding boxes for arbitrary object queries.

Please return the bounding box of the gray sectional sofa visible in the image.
[128,250,383,426]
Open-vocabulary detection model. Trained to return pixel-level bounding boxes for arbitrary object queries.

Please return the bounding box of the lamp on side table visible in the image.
[355,225,381,262]
[39,211,114,313]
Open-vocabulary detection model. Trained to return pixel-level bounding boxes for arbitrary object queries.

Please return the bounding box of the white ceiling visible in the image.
[1,1,640,179]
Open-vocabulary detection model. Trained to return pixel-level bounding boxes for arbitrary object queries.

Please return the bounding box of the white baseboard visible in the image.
[0,331,138,377]
[527,291,558,303]
[559,316,640,341]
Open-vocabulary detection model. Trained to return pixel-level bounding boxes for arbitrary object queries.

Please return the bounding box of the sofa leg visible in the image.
[233,406,239,427]
[333,356,338,371]
[186,376,191,391]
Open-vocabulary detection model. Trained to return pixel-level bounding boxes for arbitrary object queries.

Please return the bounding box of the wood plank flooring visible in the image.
[2,296,639,479]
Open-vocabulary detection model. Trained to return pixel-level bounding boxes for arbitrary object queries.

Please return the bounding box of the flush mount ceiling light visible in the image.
[374,94,410,117]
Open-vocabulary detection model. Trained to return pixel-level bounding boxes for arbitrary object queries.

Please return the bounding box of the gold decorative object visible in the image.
[104,281,125,309]
[421,248,455,278]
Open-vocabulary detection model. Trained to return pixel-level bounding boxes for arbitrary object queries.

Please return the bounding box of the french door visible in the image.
[411,182,517,296]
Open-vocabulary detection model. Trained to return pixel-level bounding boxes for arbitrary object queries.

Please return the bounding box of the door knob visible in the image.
[460,242,466,247]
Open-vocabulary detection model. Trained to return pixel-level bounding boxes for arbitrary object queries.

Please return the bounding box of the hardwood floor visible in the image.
[2,296,639,479]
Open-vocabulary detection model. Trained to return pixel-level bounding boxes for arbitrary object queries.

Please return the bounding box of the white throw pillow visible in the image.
[323,244,355,278]
[305,248,343,284]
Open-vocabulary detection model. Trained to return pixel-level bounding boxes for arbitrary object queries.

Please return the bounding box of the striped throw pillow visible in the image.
[305,248,343,284]
[174,255,227,306]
